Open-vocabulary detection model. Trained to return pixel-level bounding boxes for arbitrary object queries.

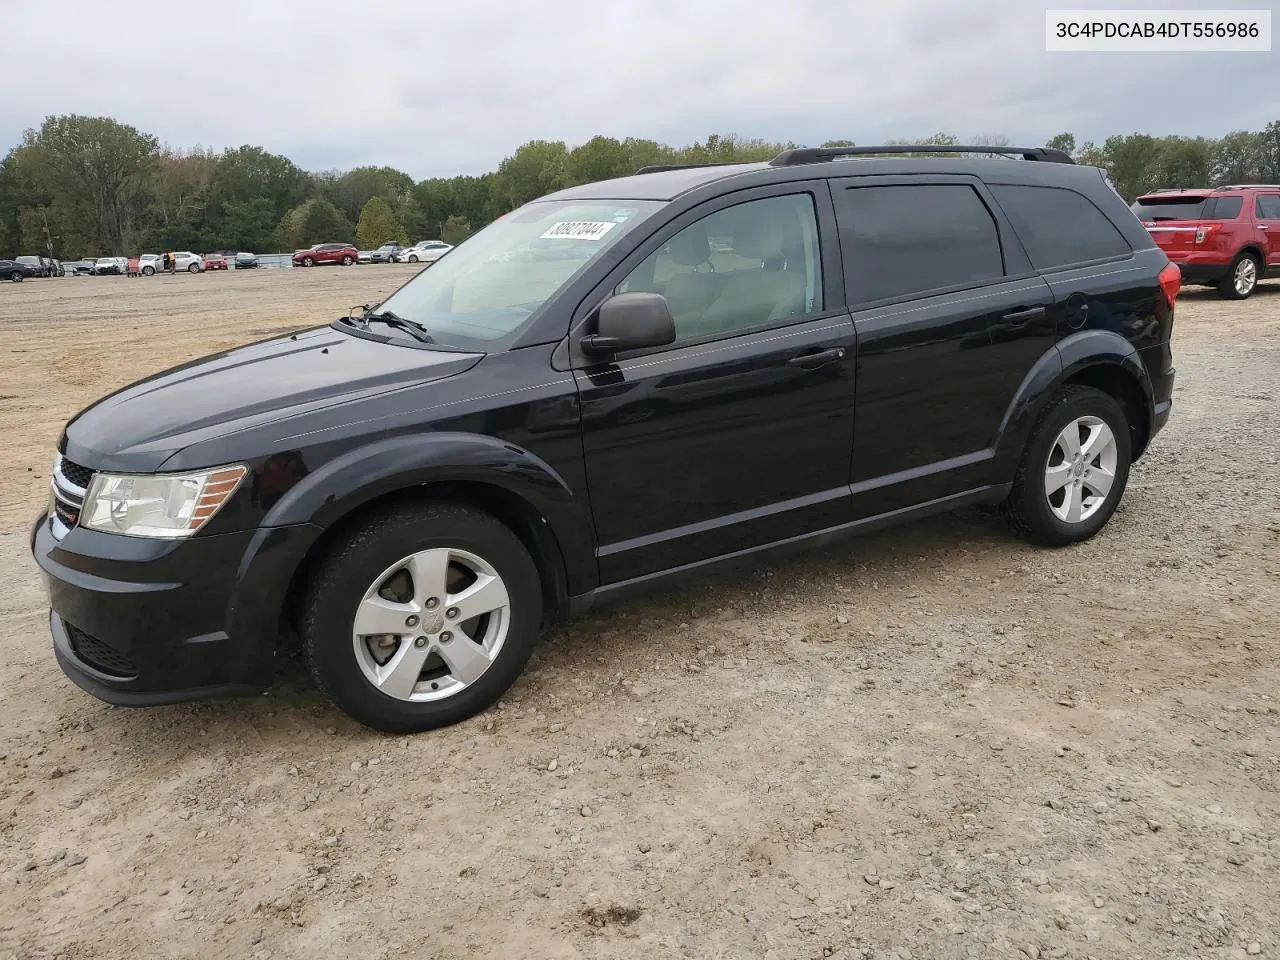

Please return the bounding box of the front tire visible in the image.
[1004,385,1132,547]
[1217,252,1259,300]
[408,254,419,263]
[188,263,199,273]
[301,501,544,733]
[303,256,314,267]
[142,265,155,276]
[9,271,22,282]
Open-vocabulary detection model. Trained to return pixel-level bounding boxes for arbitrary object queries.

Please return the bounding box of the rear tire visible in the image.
[301,501,544,733]
[9,271,22,282]
[342,255,353,266]
[1004,385,1132,547]
[1217,252,1259,300]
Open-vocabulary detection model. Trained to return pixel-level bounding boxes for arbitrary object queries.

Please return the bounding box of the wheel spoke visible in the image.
[1084,465,1114,499]
[1061,481,1083,523]
[1080,423,1114,464]
[1055,424,1081,461]
[407,549,451,606]
[354,595,417,637]
[449,573,510,623]
[435,635,494,685]
[374,639,432,700]
[1044,462,1073,497]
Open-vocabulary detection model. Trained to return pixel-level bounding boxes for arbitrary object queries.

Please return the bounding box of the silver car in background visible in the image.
[396,240,452,264]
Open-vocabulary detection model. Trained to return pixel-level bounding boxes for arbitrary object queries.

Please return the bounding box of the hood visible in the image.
[63,325,481,472]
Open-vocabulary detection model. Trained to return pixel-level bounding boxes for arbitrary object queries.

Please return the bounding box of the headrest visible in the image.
[666,224,709,266]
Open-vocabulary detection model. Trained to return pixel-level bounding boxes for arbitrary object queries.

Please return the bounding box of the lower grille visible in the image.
[65,623,138,679]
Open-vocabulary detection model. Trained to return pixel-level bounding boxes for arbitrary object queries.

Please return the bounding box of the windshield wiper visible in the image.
[364,310,435,343]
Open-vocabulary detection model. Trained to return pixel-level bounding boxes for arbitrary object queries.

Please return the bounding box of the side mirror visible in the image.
[581,292,676,357]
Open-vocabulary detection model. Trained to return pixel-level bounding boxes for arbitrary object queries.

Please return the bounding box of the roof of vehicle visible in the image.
[1138,184,1280,197]
[542,145,1092,203]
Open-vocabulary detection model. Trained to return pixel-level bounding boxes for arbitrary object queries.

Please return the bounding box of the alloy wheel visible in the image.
[351,547,511,702]
[1044,415,1117,524]
[1234,257,1257,297]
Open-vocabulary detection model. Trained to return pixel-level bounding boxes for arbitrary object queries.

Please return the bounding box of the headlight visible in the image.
[81,464,247,538]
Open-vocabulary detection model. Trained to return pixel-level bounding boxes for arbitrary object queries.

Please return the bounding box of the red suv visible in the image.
[1131,185,1280,299]
[292,243,358,267]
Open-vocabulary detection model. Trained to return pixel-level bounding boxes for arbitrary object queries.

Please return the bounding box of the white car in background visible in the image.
[396,241,452,264]
[138,252,203,274]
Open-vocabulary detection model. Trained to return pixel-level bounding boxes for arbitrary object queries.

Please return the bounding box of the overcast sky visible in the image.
[3,0,1275,178]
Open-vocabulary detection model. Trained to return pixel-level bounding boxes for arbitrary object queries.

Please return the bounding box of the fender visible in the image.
[993,329,1154,470]
[260,431,598,595]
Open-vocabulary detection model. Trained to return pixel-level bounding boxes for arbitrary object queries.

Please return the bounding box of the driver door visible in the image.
[572,183,857,585]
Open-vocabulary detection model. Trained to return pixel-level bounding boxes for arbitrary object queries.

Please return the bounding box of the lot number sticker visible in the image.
[540,221,617,241]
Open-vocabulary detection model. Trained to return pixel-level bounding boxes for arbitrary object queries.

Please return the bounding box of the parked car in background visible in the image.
[0,259,41,281]
[137,254,162,275]
[396,240,452,263]
[234,252,259,269]
[15,255,54,277]
[94,257,122,276]
[1131,184,1280,299]
[292,243,358,267]
[171,252,203,273]
[62,259,95,276]
[203,253,228,271]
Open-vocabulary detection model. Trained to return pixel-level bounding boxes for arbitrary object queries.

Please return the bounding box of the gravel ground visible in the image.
[1,271,1278,960]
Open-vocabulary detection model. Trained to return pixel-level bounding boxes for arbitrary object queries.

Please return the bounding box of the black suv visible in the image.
[31,145,1178,733]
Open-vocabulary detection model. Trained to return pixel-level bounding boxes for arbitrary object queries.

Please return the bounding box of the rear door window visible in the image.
[1255,194,1280,219]
[832,183,1005,305]
[990,184,1131,272]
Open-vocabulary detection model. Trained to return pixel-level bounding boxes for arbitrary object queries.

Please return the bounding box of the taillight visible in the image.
[1158,262,1181,308]
[1194,224,1220,244]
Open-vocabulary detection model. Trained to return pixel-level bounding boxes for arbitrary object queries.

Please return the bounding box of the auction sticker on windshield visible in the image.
[540,221,617,240]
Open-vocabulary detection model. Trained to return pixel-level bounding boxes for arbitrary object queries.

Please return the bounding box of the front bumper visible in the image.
[30,512,318,707]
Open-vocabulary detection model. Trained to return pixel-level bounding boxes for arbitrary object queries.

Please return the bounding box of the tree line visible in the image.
[2,115,1278,259]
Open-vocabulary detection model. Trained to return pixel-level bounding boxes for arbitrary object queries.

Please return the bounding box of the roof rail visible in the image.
[1216,183,1280,190]
[768,145,1076,166]
[633,161,756,175]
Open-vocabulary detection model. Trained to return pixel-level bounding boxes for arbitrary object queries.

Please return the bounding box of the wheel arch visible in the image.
[257,433,594,650]
[994,330,1155,471]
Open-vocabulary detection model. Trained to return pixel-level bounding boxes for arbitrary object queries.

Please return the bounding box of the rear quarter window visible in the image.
[1204,196,1244,220]
[991,184,1131,272]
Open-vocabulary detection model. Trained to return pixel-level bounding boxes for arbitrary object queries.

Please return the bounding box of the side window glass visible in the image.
[617,194,823,344]
[835,184,1004,304]
[990,184,1131,271]
[1256,194,1280,219]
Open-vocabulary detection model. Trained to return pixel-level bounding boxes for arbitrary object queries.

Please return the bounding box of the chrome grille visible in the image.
[50,452,92,539]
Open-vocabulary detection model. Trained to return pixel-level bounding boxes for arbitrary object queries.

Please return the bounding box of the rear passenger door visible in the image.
[829,176,1055,518]
[1255,193,1280,269]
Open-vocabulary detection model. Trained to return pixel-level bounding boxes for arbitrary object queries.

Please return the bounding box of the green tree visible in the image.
[440,214,472,246]
[1212,131,1266,184]
[1046,133,1077,156]
[820,139,856,148]
[324,166,416,224]
[11,114,158,253]
[493,140,569,210]
[298,197,354,246]
[355,195,408,248]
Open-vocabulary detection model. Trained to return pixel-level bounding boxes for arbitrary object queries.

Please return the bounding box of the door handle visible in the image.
[788,346,846,368]
[1002,306,1046,325]
[1260,224,1269,230]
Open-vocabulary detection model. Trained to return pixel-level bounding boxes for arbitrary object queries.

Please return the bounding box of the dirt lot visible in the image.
[1,270,1278,960]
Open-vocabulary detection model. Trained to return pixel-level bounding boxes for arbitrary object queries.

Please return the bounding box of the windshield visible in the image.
[372,198,664,349]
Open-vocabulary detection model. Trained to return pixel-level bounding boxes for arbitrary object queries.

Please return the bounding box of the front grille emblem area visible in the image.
[50,452,92,540]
